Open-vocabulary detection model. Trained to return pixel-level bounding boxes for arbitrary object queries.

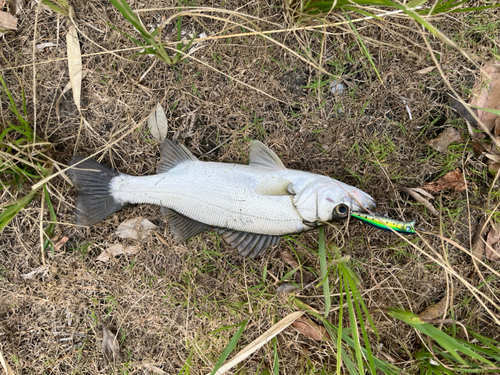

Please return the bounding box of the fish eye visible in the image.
[332,204,349,220]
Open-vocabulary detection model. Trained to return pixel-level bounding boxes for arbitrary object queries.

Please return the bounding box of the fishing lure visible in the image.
[351,211,416,234]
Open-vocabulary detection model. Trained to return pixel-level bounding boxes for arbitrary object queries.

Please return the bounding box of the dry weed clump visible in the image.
[1,0,499,373]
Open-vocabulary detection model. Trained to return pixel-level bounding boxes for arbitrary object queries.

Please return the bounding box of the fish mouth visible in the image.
[346,189,376,212]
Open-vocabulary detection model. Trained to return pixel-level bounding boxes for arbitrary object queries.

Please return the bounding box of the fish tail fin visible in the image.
[68,156,128,227]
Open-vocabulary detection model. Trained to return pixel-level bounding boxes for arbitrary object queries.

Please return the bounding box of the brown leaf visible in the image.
[0,10,17,31]
[470,60,500,132]
[116,217,157,240]
[418,293,453,321]
[428,128,462,153]
[403,187,439,217]
[96,244,138,262]
[102,325,121,364]
[291,317,330,341]
[280,251,315,285]
[8,0,22,15]
[423,168,466,192]
[416,66,435,74]
[471,217,488,261]
[53,236,69,251]
[489,162,500,175]
[281,251,299,268]
[66,26,82,112]
[485,223,500,260]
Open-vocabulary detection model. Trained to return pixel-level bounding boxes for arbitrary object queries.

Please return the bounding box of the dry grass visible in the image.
[1,0,499,373]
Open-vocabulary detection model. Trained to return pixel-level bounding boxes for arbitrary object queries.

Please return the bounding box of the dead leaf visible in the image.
[20,266,48,280]
[291,317,330,341]
[403,187,439,217]
[280,251,315,284]
[416,66,435,74]
[489,162,500,175]
[8,0,22,15]
[66,26,82,112]
[143,364,167,374]
[276,283,298,293]
[96,244,138,262]
[0,10,17,31]
[428,128,462,153]
[485,223,500,260]
[472,217,488,261]
[423,168,466,192]
[116,217,157,240]
[147,105,168,141]
[53,235,69,251]
[470,60,500,132]
[0,350,15,375]
[449,95,478,128]
[419,294,452,320]
[102,325,121,364]
[0,1,5,9]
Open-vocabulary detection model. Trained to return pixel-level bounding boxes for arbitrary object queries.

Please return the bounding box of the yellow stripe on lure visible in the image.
[351,212,416,234]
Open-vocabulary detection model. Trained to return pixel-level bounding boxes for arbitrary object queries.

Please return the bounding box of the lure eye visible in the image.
[332,204,349,220]
[406,226,411,232]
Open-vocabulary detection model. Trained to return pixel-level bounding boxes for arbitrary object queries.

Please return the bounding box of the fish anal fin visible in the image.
[219,229,280,258]
[162,208,211,242]
[157,139,198,174]
[249,141,286,170]
[254,176,292,196]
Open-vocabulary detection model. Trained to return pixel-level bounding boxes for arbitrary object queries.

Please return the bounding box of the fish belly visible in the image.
[109,161,307,235]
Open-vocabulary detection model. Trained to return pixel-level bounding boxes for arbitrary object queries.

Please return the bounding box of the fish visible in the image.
[350,211,416,234]
[68,138,376,257]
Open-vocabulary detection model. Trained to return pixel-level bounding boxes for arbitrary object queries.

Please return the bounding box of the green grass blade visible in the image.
[343,265,376,374]
[273,336,279,375]
[318,227,331,317]
[343,11,383,84]
[389,310,496,367]
[342,270,364,374]
[0,189,39,232]
[210,319,248,375]
[336,267,344,375]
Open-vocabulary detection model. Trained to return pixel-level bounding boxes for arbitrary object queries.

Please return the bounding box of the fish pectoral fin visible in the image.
[157,138,199,173]
[254,177,292,196]
[249,141,286,170]
[162,208,211,242]
[218,229,281,258]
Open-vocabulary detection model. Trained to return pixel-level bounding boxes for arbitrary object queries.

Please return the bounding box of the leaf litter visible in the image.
[403,187,439,217]
[102,324,121,365]
[423,168,466,192]
[470,60,500,133]
[66,24,82,112]
[96,244,138,262]
[116,217,157,240]
[280,251,315,285]
[147,104,168,141]
[291,316,330,341]
[428,128,463,153]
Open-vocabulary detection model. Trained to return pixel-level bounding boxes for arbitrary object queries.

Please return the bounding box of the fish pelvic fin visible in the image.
[68,156,128,227]
[157,138,198,173]
[161,208,211,242]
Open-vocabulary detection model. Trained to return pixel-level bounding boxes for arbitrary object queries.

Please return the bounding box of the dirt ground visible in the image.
[1,0,499,374]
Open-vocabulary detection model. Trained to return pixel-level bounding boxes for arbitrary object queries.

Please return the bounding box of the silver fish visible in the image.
[68,139,376,257]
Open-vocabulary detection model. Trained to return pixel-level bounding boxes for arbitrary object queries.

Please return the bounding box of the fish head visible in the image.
[292,177,376,225]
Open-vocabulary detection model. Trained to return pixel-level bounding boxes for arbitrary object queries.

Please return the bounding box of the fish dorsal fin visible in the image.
[249,141,286,170]
[218,229,281,258]
[162,208,211,242]
[157,139,198,174]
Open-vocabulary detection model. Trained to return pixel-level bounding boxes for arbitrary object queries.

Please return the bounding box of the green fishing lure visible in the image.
[351,212,416,234]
